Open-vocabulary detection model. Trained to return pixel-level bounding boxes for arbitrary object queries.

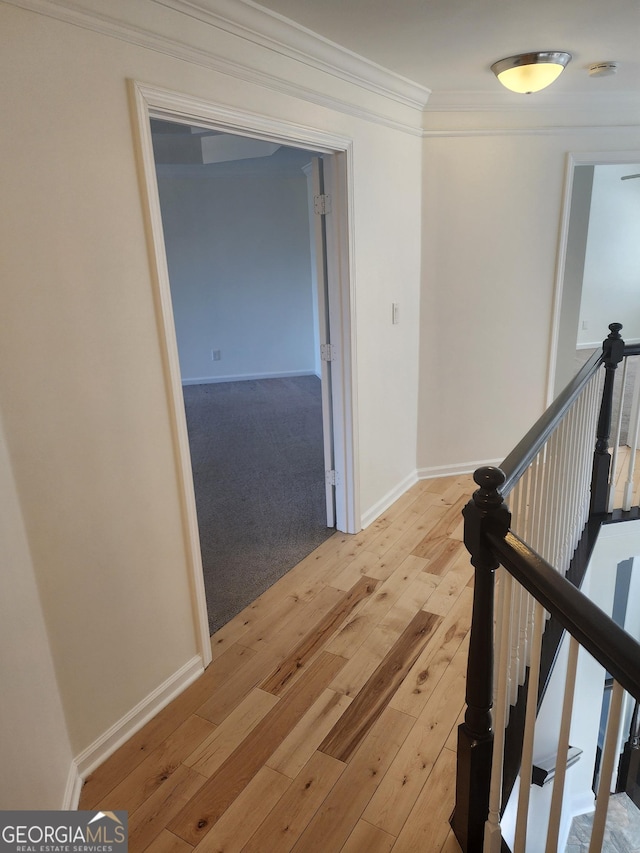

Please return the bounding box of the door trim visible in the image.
[548,149,640,406]
[128,80,359,658]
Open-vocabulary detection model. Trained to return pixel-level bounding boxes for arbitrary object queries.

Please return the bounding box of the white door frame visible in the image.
[128,80,360,662]
[548,149,640,405]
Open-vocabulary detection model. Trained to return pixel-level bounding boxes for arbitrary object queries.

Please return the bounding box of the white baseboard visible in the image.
[360,459,503,529]
[62,761,83,810]
[71,654,205,801]
[182,370,316,385]
[417,458,503,480]
[360,470,418,529]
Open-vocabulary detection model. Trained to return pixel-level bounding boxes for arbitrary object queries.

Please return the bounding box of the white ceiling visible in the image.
[249,0,640,102]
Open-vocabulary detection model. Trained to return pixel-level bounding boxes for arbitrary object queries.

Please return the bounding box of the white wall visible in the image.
[0,414,74,809]
[156,150,317,383]
[418,129,640,475]
[0,0,422,799]
[6,0,640,808]
[578,163,640,347]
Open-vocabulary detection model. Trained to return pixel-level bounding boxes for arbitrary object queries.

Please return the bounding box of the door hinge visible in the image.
[326,469,339,486]
[320,343,336,362]
[314,193,332,215]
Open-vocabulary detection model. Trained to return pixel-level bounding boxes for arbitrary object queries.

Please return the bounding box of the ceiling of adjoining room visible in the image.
[248,0,640,101]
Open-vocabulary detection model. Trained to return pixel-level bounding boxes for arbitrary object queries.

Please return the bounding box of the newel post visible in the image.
[451,467,511,853]
[590,323,625,516]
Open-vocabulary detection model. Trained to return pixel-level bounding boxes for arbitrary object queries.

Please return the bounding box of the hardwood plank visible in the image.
[79,643,255,809]
[291,707,415,852]
[260,576,378,695]
[385,509,452,562]
[342,820,395,853]
[212,592,308,655]
[192,766,291,853]
[325,556,429,659]
[187,689,279,776]
[364,503,447,559]
[329,600,423,699]
[391,747,457,853]
[445,706,465,753]
[410,495,467,557]
[422,551,474,617]
[243,584,345,654]
[389,588,472,717]
[266,688,352,779]
[319,611,442,762]
[330,548,396,591]
[99,715,216,812]
[128,765,207,853]
[363,638,467,836]
[194,650,280,726]
[416,537,465,575]
[148,831,194,853]
[196,589,346,725]
[242,751,345,853]
[167,652,347,847]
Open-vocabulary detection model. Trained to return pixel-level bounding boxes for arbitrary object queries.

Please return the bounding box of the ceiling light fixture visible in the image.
[491,51,572,94]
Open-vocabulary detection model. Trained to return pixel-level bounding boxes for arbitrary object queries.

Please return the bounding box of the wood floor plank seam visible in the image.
[318,610,443,762]
[166,651,348,847]
[260,575,379,695]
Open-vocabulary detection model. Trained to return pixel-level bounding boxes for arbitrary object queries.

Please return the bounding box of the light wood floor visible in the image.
[79,473,473,853]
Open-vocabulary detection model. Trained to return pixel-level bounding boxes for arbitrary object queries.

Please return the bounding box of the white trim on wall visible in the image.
[417,459,503,480]
[129,81,213,669]
[182,370,317,385]
[153,0,430,110]
[5,0,427,135]
[62,762,83,811]
[129,82,360,587]
[361,470,418,530]
[71,654,204,799]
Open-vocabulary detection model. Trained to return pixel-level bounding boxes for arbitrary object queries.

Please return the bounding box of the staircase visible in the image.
[450,324,640,852]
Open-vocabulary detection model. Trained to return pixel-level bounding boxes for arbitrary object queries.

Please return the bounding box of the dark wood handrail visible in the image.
[451,328,638,852]
[500,348,603,496]
[500,335,640,497]
[487,529,640,701]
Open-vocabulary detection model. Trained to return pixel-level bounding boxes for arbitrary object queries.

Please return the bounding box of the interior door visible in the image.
[309,156,336,528]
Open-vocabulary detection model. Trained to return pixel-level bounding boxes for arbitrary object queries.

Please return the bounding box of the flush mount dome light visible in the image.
[491,51,572,94]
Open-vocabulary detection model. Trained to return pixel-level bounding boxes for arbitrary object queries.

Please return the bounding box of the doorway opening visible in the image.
[130,82,358,652]
[549,151,640,402]
[151,120,335,632]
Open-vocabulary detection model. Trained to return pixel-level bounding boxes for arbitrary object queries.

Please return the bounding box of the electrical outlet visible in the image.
[211,349,221,361]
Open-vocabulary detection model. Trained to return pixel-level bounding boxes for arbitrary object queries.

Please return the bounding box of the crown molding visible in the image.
[422,124,640,138]
[152,0,431,110]
[425,89,640,114]
[4,0,426,135]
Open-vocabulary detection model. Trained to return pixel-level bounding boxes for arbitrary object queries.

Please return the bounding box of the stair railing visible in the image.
[451,323,640,853]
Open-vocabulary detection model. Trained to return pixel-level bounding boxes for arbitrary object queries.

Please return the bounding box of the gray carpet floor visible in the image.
[183,375,335,634]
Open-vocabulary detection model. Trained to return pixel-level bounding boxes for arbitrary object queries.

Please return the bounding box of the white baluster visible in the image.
[608,357,628,512]
[484,569,513,853]
[513,601,545,853]
[623,357,640,510]
[545,636,579,853]
[588,681,625,853]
